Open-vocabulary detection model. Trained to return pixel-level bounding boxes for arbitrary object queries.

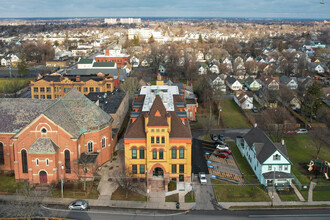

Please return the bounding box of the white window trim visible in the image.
[88,141,94,152]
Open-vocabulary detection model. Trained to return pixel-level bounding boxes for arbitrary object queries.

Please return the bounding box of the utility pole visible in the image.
[271,168,276,207]
[61,164,64,199]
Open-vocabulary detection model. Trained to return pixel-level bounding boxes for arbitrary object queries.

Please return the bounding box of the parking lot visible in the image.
[200,139,244,184]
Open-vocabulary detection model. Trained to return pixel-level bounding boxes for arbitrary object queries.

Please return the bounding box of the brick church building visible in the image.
[0,89,115,184]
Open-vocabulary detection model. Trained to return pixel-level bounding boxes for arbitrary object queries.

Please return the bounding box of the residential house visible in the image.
[141,59,150,67]
[198,64,208,75]
[209,74,226,93]
[280,76,298,90]
[226,76,243,91]
[261,77,279,91]
[236,127,293,188]
[209,64,220,74]
[223,58,233,72]
[245,77,262,91]
[158,64,166,74]
[130,56,140,68]
[234,91,254,110]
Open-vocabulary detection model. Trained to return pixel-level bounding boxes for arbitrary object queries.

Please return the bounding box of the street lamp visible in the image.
[61,164,64,199]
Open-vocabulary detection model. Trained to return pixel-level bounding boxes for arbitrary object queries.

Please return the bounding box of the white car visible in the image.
[216,144,229,151]
[295,128,308,134]
[199,172,207,184]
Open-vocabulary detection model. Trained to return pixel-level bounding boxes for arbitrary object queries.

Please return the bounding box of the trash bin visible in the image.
[176,202,180,209]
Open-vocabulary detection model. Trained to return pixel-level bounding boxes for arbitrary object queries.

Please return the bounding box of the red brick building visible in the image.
[94,50,130,68]
[0,89,115,185]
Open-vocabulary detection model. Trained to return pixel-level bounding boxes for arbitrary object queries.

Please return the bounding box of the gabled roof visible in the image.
[245,77,256,86]
[147,95,168,127]
[243,127,291,164]
[43,89,113,138]
[226,76,237,85]
[28,137,60,153]
[0,99,55,133]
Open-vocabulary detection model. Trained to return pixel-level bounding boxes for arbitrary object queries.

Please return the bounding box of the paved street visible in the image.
[1,203,330,220]
[192,175,219,210]
[191,129,250,140]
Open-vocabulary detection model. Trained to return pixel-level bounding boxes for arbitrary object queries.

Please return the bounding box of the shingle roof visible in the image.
[262,171,293,180]
[43,89,113,138]
[169,112,191,138]
[92,62,115,68]
[226,76,236,85]
[147,95,168,127]
[27,137,60,153]
[0,99,55,133]
[79,152,99,164]
[78,58,93,64]
[86,89,126,114]
[243,127,290,164]
[125,114,146,139]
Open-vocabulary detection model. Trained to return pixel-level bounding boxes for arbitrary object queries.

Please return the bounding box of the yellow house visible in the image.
[30,74,115,99]
[124,95,192,192]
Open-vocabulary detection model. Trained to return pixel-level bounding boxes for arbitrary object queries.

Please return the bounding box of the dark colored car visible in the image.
[210,134,218,141]
[68,200,90,210]
[215,140,228,147]
[214,152,229,159]
[252,107,258,113]
[218,149,232,155]
[218,135,225,141]
[283,130,295,134]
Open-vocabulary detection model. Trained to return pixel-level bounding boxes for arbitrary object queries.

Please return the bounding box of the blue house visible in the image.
[236,127,293,189]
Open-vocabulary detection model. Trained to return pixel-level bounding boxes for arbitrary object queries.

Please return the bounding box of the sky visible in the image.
[0,0,329,19]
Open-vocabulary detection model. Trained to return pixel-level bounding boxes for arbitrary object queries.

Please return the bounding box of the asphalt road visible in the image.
[191,129,250,140]
[1,203,330,220]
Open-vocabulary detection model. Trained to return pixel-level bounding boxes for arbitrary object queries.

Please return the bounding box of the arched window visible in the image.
[0,142,4,165]
[132,147,137,159]
[36,158,39,166]
[152,149,157,159]
[102,137,106,149]
[88,141,93,152]
[21,150,28,173]
[159,149,164,159]
[139,147,145,159]
[64,150,71,174]
[46,159,49,166]
[179,147,184,159]
[171,147,177,159]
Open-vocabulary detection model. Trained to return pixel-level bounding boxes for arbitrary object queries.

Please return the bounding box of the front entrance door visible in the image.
[39,171,47,184]
[153,167,164,177]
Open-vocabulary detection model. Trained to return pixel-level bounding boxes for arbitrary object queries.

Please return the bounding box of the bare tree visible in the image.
[1,184,49,219]
[115,169,145,199]
[310,127,330,160]
[120,77,139,96]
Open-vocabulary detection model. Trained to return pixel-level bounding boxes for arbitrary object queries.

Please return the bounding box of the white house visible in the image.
[245,77,262,91]
[130,56,140,68]
[158,64,166,74]
[236,127,293,188]
[315,64,325,74]
[226,76,243,91]
[234,91,253,110]
[280,76,298,90]
[223,58,233,71]
[196,51,205,62]
[210,74,226,93]
[198,65,207,75]
[141,59,150,67]
[209,64,220,74]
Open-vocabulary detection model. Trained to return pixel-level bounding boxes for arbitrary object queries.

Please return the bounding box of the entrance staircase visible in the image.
[150,179,164,192]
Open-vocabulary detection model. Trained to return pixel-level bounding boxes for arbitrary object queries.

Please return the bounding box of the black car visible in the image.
[215,140,228,147]
[210,134,218,141]
[218,135,225,141]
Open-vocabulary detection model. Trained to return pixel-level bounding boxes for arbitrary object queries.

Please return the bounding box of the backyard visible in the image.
[212,142,270,202]
[0,78,33,94]
[220,99,252,129]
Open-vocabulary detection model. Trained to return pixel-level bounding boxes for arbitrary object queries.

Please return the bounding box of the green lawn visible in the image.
[278,192,300,201]
[0,174,25,194]
[212,142,270,202]
[313,183,330,201]
[165,193,179,202]
[185,191,195,203]
[168,181,177,191]
[220,99,251,129]
[212,180,270,202]
[51,181,99,199]
[0,78,33,94]
[111,186,146,201]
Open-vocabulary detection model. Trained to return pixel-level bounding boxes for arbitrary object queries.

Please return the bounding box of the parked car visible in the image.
[216,144,229,151]
[218,135,225,141]
[199,172,207,184]
[215,140,228,147]
[218,148,232,155]
[68,200,89,210]
[252,106,258,113]
[214,152,229,159]
[283,130,295,134]
[295,128,308,134]
[210,134,218,141]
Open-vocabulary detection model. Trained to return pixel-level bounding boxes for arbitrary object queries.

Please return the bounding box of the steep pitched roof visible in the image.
[0,99,55,133]
[43,89,113,138]
[169,112,191,138]
[147,95,168,127]
[28,137,60,153]
[243,127,290,164]
[125,113,146,139]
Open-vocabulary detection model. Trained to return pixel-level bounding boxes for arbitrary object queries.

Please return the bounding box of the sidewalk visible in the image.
[219,201,330,209]
[0,194,194,211]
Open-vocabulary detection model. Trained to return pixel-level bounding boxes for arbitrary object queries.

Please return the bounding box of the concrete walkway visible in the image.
[291,184,305,202]
[267,188,281,203]
[219,200,330,209]
[308,181,317,202]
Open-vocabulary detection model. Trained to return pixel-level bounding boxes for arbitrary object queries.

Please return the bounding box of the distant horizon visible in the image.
[0,16,329,21]
[0,1,329,20]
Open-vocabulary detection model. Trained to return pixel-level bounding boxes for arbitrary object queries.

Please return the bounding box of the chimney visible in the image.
[281,138,285,146]
[105,49,109,56]
[76,75,80,82]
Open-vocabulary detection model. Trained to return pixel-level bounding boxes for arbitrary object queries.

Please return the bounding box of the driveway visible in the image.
[192,175,219,210]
